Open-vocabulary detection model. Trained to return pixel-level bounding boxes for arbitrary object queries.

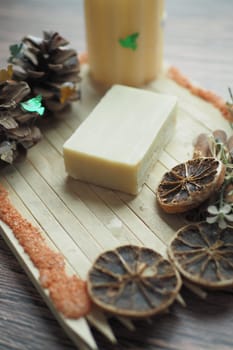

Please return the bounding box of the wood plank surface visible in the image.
[0,1,233,350]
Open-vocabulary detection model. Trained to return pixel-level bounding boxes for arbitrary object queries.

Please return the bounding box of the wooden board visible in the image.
[0,64,231,350]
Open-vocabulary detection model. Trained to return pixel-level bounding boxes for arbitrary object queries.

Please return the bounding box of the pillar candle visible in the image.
[84,0,164,88]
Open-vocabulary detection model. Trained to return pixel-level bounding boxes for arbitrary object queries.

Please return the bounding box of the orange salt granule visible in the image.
[0,184,91,319]
[168,66,233,122]
[49,273,89,318]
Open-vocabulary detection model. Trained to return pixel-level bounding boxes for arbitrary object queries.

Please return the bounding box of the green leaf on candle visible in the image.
[20,95,45,116]
[118,32,139,51]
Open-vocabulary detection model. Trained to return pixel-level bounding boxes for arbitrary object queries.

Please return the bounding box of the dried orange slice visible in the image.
[87,245,181,318]
[157,157,225,214]
[168,222,233,289]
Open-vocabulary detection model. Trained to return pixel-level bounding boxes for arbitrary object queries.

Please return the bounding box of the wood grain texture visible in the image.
[0,1,233,350]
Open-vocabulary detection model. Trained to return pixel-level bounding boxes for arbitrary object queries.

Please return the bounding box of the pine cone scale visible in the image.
[51,48,78,64]
[24,35,43,47]
[33,86,54,98]
[51,73,81,84]
[45,31,69,50]
[48,63,64,72]
[0,81,30,106]
[0,116,18,129]
[0,141,16,164]
[27,70,45,78]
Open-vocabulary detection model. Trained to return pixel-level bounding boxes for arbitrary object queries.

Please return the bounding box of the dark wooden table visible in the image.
[0,1,233,349]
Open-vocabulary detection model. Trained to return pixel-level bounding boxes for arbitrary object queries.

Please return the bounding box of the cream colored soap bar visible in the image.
[63,85,177,195]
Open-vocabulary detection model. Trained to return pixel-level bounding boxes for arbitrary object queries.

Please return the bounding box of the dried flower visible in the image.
[192,126,233,229]
[206,203,233,229]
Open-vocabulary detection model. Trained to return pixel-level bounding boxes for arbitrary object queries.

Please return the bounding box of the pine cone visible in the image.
[9,31,81,114]
[0,79,42,165]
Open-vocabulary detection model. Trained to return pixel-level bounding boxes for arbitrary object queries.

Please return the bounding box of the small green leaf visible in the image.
[20,95,45,116]
[9,43,23,63]
[118,32,139,51]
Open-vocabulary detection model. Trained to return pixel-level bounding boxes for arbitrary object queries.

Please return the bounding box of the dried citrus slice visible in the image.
[157,157,225,214]
[168,222,233,289]
[87,245,181,318]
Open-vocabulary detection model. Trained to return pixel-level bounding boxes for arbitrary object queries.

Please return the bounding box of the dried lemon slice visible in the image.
[157,157,225,214]
[87,245,182,318]
[168,222,233,289]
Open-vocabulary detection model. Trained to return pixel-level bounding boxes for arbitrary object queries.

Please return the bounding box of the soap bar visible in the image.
[63,85,177,195]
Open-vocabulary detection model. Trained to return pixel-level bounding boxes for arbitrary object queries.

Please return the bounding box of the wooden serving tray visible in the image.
[0,65,231,350]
